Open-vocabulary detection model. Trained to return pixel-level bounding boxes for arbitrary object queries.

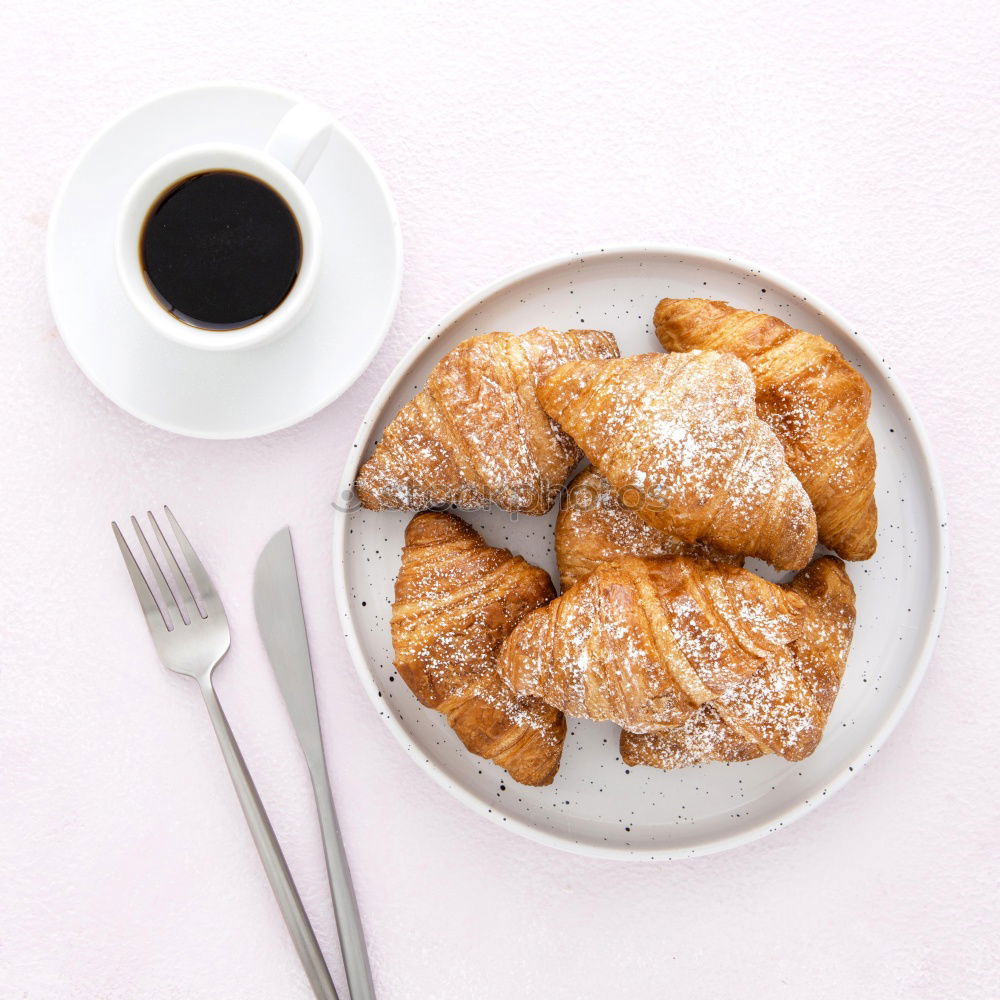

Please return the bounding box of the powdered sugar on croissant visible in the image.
[391,511,566,786]
[654,298,876,560]
[537,351,818,570]
[620,556,857,768]
[555,466,742,591]
[355,327,620,515]
[496,555,806,734]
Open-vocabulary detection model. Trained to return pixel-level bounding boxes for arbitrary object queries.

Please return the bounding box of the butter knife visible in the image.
[254,527,376,1000]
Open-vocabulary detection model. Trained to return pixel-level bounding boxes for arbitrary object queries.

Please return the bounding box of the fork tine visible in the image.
[112,521,168,631]
[147,510,204,620]
[163,506,223,615]
[130,515,182,628]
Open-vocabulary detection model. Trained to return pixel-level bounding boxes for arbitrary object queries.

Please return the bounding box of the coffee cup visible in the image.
[115,103,332,352]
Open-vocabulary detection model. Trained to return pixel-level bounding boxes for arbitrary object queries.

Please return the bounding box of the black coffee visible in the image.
[140,170,302,331]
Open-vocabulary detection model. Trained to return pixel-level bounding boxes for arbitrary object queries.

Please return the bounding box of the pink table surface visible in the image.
[2,2,997,998]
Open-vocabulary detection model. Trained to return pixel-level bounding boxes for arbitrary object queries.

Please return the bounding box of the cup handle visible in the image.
[264,104,333,182]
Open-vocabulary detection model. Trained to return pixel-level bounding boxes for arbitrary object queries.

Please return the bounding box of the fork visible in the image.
[112,507,339,1000]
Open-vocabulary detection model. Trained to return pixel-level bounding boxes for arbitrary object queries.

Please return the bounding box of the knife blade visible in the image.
[254,528,325,754]
[254,527,376,1000]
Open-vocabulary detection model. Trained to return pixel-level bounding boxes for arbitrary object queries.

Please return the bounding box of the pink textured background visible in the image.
[1,2,997,998]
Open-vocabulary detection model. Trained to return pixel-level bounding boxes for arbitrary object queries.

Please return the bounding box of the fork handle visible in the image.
[199,678,339,1000]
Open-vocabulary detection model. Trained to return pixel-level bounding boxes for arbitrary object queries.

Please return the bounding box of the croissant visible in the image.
[496,555,806,734]
[391,511,566,786]
[620,556,856,768]
[355,327,620,515]
[653,298,877,560]
[537,351,817,570]
[555,466,742,591]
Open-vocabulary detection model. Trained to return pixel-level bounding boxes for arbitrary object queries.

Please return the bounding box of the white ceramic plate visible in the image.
[332,246,948,860]
[47,82,402,439]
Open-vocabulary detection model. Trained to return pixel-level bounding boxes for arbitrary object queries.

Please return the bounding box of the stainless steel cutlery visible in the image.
[112,508,340,1000]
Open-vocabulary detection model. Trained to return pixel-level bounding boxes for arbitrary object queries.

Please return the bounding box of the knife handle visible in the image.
[199,678,339,1000]
[308,756,376,1000]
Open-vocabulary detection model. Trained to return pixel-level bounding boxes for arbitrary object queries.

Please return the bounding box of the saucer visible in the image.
[47,82,402,438]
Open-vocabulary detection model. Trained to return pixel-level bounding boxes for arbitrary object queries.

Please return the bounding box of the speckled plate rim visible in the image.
[332,244,949,861]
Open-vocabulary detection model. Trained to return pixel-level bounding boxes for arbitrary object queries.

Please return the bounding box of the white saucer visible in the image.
[47,82,402,439]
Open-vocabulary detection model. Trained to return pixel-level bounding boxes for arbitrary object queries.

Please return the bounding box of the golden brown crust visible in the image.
[390,512,565,786]
[785,555,857,714]
[654,298,877,560]
[355,328,620,515]
[538,351,817,570]
[620,556,856,769]
[496,555,806,734]
[555,466,742,591]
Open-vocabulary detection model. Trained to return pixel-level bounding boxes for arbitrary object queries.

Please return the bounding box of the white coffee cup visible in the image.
[115,103,332,352]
